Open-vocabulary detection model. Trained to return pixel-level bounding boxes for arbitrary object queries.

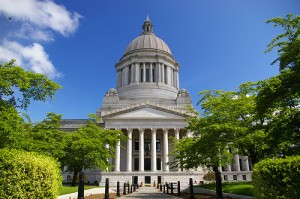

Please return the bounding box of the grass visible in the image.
[59,185,100,195]
[196,182,253,196]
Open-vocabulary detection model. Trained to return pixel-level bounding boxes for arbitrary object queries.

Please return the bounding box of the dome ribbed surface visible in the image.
[125,33,172,55]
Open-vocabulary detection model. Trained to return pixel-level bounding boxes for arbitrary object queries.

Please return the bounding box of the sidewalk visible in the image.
[119,186,179,199]
[57,188,115,199]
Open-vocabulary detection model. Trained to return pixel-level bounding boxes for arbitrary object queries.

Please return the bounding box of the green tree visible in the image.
[0,60,61,109]
[25,112,70,162]
[0,60,62,150]
[63,115,126,186]
[256,14,300,156]
[0,102,27,149]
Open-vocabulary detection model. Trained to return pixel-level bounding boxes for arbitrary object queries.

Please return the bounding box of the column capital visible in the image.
[127,128,133,133]
[138,128,144,133]
[174,128,180,133]
[162,128,169,133]
[151,128,157,133]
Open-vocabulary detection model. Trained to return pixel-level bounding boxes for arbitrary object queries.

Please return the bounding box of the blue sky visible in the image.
[0,0,299,122]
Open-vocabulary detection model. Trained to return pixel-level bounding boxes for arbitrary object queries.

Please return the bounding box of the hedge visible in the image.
[0,148,62,199]
[252,156,300,199]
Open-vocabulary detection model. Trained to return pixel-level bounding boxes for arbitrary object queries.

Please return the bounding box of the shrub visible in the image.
[0,148,62,199]
[203,170,215,181]
[252,156,300,199]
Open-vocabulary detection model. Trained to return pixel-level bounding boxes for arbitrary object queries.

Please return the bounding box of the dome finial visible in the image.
[142,16,153,34]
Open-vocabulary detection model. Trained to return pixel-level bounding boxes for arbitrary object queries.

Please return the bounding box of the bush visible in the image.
[0,148,62,199]
[203,170,215,181]
[253,156,300,199]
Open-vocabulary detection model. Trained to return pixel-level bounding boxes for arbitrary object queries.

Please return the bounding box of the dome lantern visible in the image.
[142,16,153,34]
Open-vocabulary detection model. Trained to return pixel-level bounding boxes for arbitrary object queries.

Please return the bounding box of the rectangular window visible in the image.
[140,68,144,82]
[239,158,243,171]
[233,175,237,181]
[156,139,161,152]
[242,175,247,180]
[146,68,150,82]
[223,175,228,181]
[145,139,151,152]
[135,140,139,151]
[152,67,155,82]
[157,158,161,170]
[134,158,139,170]
[128,65,131,84]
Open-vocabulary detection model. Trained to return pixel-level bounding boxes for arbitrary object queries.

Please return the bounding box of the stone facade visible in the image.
[60,18,252,186]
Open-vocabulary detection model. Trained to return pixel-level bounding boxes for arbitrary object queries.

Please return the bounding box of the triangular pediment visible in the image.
[111,107,183,119]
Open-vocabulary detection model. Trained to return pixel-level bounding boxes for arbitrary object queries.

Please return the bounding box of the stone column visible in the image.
[186,131,192,138]
[174,128,180,140]
[105,143,110,172]
[124,66,129,85]
[139,128,144,171]
[150,63,153,82]
[143,63,146,82]
[171,68,174,86]
[157,63,161,83]
[176,70,179,88]
[243,156,250,171]
[227,164,231,172]
[127,129,133,172]
[135,63,139,82]
[115,136,121,172]
[161,63,165,83]
[166,66,171,85]
[130,64,134,84]
[122,67,126,86]
[163,128,169,171]
[151,128,157,171]
[234,154,240,171]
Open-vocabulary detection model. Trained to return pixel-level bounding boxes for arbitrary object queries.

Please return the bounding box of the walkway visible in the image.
[119,186,180,199]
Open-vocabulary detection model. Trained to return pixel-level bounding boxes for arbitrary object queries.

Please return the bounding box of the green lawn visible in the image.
[197,182,253,196]
[59,185,100,195]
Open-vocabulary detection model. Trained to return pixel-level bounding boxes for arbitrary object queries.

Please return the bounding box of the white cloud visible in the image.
[14,23,54,42]
[0,0,81,37]
[0,40,61,79]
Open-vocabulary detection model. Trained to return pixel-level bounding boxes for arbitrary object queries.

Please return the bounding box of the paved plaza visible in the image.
[119,186,179,199]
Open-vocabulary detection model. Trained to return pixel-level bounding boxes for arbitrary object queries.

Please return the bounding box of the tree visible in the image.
[256,14,300,156]
[25,113,70,162]
[171,82,271,199]
[0,60,62,150]
[0,102,27,149]
[0,60,61,109]
[63,115,126,186]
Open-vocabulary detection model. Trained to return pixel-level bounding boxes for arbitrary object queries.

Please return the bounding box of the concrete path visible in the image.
[119,186,179,199]
[57,188,115,199]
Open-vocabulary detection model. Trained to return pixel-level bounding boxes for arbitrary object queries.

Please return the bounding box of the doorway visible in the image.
[145,176,151,184]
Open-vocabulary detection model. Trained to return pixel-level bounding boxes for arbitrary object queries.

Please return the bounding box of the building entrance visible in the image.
[145,176,151,184]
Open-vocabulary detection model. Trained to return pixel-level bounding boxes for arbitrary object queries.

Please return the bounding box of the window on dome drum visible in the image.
[152,68,156,82]
[146,68,150,82]
[140,68,144,82]
[128,65,131,83]
[164,65,167,84]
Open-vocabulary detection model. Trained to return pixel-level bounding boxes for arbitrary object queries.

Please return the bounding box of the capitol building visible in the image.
[61,18,252,186]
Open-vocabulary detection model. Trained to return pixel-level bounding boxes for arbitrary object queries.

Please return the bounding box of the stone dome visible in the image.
[124,17,172,55]
[125,34,172,55]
